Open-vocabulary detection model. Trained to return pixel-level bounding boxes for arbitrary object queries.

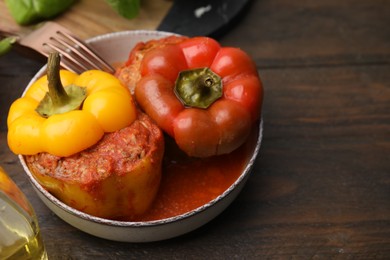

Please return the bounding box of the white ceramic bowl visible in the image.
[19,30,263,242]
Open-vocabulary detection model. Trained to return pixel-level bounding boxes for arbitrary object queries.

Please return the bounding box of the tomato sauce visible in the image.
[136,126,258,221]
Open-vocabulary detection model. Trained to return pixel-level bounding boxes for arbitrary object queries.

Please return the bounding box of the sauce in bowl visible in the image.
[137,125,258,221]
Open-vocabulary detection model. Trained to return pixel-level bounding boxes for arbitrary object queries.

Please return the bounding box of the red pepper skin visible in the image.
[136,74,183,137]
[224,74,263,122]
[173,100,252,157]
[135,37,263,157]
[140,44,188,83]
[180,37,221,68]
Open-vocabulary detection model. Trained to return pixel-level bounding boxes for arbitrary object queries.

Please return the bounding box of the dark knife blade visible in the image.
[157,0,251,38]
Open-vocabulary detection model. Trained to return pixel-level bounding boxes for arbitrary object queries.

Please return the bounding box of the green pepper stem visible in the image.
[47,52,69,106]
[198,75,213,89]
[35,52,87,117]
[174,67,222,109]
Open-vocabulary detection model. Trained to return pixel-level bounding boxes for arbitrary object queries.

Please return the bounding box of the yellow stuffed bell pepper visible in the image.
[7,53,137,157]
[7,53,164,220]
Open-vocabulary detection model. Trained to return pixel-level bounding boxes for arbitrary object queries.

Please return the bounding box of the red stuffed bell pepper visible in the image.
[134,36,263,157]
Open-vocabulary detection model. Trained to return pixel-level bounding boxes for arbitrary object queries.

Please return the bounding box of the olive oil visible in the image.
[0,192,48,260]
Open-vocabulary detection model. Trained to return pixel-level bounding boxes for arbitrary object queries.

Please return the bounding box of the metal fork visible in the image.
[0,22,115,74]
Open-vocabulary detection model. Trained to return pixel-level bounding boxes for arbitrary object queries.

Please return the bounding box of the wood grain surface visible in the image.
[0,0,172,39]
[0,0,389,259]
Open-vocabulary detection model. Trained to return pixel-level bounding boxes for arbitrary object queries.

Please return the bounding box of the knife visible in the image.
[157,0,252,38]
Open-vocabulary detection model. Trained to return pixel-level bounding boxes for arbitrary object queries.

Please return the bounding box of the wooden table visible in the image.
[1,0,389,258]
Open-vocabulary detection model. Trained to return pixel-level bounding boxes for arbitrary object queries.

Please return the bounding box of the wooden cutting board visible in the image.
[0,0,172,39]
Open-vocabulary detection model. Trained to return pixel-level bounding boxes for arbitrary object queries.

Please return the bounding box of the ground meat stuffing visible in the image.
[25,112,163,185]
[115,35,187,93]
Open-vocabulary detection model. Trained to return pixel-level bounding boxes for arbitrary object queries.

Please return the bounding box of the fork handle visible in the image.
[7,40,47,64]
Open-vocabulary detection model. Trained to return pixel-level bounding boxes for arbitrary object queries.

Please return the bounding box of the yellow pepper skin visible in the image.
[25,112,165,220]
[7,69,136,157]
[32,141,163,219]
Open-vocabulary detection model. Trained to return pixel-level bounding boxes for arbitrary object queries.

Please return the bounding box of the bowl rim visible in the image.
[19,120,262,227]
[19,30,264,228]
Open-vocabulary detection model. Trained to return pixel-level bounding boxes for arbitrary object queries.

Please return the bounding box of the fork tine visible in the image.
[43,41,91,73]
[58,31,115,73]
[46,31,115,74]
[45,36,99,71]
[15,22,115,75]
[60,56,90,73]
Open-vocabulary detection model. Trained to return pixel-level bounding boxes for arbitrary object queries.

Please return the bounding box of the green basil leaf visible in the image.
[0,37,16,56]
[105,0,140,19]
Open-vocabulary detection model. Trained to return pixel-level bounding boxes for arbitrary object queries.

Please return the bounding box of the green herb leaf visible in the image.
[5,0,76,25]
[105,0,140,19]
[0,37,16,56]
